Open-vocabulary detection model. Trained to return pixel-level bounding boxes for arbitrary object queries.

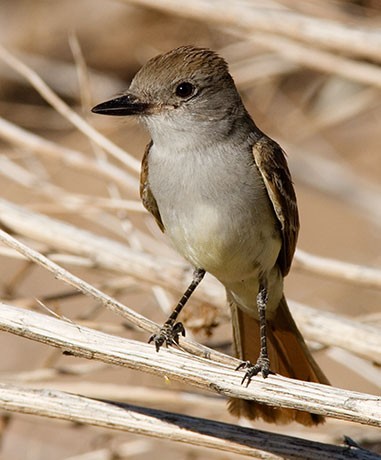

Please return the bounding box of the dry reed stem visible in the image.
[326,349,381,391]
[0,202,380,365]
[0,227,235,367]
[122,0,381,87]
[0,303,380,429]
[289,301,381,365]
[294,249,381,290]
[0,363,106,383]
[247,32,381,89]
[0,50,125,99]
[8,381,225,411]
[0,45,140,174]
[2,383,378,460]
[289,149,381,227]
[0,116,138,191]
[0,155,143,215]
[64,440,152,460]
[125,0,381,62]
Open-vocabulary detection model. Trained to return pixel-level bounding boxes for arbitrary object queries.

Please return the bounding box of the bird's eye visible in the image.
[175,82,195,98]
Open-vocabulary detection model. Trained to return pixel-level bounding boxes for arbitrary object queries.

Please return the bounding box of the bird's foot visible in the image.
[236,357,272,386]
[148,322,185,352]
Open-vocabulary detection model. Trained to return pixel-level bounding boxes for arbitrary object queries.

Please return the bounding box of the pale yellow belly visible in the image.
[165,201,281,284]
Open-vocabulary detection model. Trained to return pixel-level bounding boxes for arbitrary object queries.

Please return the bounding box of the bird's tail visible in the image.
[228,294,329,426]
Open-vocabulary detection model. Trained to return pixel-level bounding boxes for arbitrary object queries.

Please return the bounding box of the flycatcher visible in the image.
[92,45,329,425]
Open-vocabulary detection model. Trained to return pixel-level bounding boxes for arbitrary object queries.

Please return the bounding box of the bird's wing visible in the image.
[252,136,299,276]
[140,141,165,232]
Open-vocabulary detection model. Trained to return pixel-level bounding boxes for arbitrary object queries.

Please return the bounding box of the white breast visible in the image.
[147,140,281,283]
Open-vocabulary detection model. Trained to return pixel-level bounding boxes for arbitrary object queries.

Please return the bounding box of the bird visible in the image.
[92,45,329,425]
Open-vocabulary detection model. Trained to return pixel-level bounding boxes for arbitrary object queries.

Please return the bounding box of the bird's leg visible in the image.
[149,268,205,352]
[236,283,272,385]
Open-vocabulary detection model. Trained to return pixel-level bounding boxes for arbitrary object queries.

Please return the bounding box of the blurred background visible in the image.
[0,0,381,458]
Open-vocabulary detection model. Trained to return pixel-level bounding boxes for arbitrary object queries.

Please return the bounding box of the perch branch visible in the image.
[0,227,235,367]
[0,303,380,428]
[0,201,380,365]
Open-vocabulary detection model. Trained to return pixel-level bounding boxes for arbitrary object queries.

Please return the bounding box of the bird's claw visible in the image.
[148,322,185,352]
[236,357,272,386]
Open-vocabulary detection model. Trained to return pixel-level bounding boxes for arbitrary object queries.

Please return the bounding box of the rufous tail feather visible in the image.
[228,294,329,426]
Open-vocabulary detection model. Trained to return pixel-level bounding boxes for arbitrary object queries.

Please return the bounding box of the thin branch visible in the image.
[10,381,225,411]
[0,362,106,383]
[0,198,220,306]
[0,116,138,191]
[246,32,381,89]
[288,147,381,227]
[123,0,381,63]
[2,383,377,460]
[228,52,299,88]
[289,301,381,366]
[122,0,381,87]
[30,197,145,214]
[0,45,140,174]
[68,32,93,112]
[294,249,381,290]
[0,155,143,214]
[1,201,380,365]
[0,227,235,367]
[326,348,381,390]
[0,303,380,428]
[0,228,157,333]
[0,50,125,99]
[63,440,152,460]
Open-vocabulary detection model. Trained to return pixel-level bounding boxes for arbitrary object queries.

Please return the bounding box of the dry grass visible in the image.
[0,0,381,458]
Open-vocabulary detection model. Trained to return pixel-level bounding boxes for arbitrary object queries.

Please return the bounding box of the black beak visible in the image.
[91,93,149,116]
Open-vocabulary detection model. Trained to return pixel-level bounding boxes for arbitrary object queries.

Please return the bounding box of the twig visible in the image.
[123,0,381,63]
[68,32,93,111]
[2,383,378,460]
[0,228,158,332]
[289,301,381,366]
[228,52,299,88]
[0,362,106,383]
[122,0,381,87]
[0,50,125,99]
[0,45,140,174]
[326,349,381,390]
[0,198,220,306]
[246,32,381,89]
[294,249,381,290]
[64,440,152,460]
[288,148,381,227]
[0,227,235,367]
[0,303,380,428]
[0,154,143,214]
[12,381,225,411]
[1,200,380,364]
[30,197,144,214]
[0,116,138,191]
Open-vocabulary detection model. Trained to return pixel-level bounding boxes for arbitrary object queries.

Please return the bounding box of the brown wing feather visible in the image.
[252,136,299,276]
[140,141,165,232]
